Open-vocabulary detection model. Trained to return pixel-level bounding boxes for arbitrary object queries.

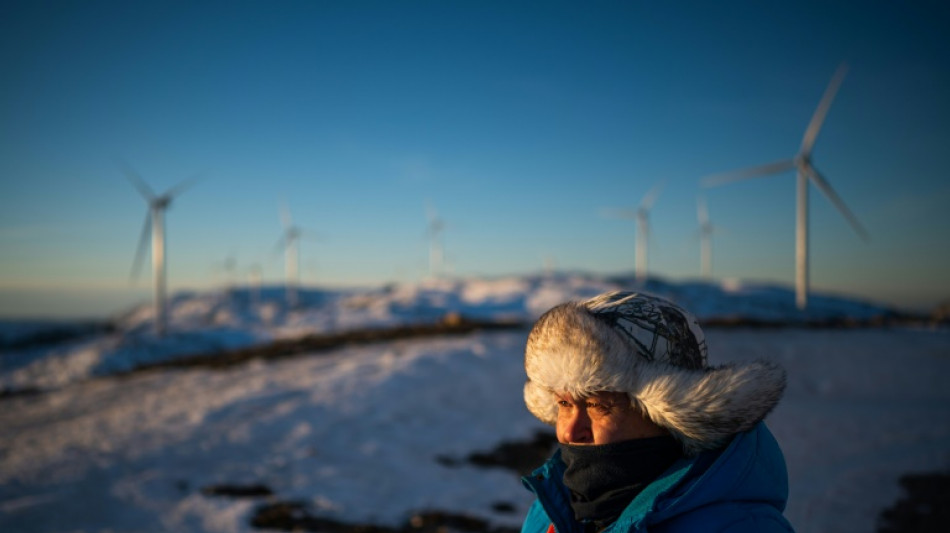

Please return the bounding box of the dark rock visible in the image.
[464,431,557,477]
[250,502,519,533]
[202,483,274,498]
[490,502,516,514]
[878,472,950,533]
[125,317,527,373]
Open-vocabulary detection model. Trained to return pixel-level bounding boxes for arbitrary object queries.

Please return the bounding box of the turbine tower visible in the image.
[425,202,445,279]
[702,63,869,309]
[247,263,262,307]
[123,163,198,336]
[212,251,238,296]
[602,180,665,284]
[696,195,715,279]
[275,203,304,308]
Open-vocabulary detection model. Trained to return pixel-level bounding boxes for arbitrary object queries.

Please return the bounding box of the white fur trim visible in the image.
[523,298,786,454]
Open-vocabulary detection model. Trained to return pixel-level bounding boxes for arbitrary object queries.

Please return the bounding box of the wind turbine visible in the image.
[702,63,869,310]
[212,251,238,297]
[696,195,715,279]
[247,263,263,307]
[425,202,445,279]
[602,179,665,284]
[123,163,199,336]
[275,203,306,308]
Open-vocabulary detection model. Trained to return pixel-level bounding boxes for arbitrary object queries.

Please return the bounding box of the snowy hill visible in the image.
[0,274,908,394]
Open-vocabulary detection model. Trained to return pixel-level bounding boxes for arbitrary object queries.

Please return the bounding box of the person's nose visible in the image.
[562,406,593,444]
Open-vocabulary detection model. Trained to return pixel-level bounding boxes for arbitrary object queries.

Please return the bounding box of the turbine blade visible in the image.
[273,236,288,257]
[300,227,325,243]
[807,166,869,241]
[166,172,203,198]
[599,207,638,220]
[701,159,796,187]
[118,159,155,200]
[801,62,848,156]
[131,212,152,281]
[640,179,665,210]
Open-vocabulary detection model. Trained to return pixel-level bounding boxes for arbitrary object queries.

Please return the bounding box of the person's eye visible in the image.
[588,402,611,415]
[557,400,571,408]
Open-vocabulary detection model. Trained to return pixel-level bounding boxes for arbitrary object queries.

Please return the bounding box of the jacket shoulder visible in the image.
[636,424,794,532]
[521,500,552,533]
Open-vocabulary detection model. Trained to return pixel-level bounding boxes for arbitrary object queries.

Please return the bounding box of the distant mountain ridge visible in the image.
[0,272,932,399]
[1,273,921,349]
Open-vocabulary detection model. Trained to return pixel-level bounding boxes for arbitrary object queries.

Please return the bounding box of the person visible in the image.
[520,291,794,533]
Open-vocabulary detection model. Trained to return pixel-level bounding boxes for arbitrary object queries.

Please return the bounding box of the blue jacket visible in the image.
[521,423,794,533]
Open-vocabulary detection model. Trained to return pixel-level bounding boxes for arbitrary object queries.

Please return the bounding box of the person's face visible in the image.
[555,391,665,445]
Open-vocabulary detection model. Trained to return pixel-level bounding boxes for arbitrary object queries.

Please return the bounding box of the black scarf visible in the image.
[559,436,684,529]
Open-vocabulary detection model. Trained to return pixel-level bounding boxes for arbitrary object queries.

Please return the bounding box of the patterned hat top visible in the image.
[583,291,708,370]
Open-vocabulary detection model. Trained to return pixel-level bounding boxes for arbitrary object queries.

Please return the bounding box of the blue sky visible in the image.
[1,0,948,318]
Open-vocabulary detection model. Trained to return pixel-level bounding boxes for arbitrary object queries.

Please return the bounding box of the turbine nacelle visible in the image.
[635,209,648,225]
[152,196,173,210]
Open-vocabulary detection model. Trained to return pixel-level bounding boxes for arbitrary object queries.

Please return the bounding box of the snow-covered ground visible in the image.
[0,274,906,393]
[1,275,947,533]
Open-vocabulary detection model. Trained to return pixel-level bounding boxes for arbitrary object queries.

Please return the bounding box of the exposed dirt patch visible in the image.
[878,472,950,533]
[437,430,557,477]
[195,427,552,533]
[0,321,114,351]
[126,315,527,374]
[0,387,43,400]
[200,427,555,533]
[250,502,519,533]
[200,483,520,532]
[201,483,274,498]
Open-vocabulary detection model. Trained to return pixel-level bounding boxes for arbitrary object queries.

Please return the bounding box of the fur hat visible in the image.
[524,291,786,455]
